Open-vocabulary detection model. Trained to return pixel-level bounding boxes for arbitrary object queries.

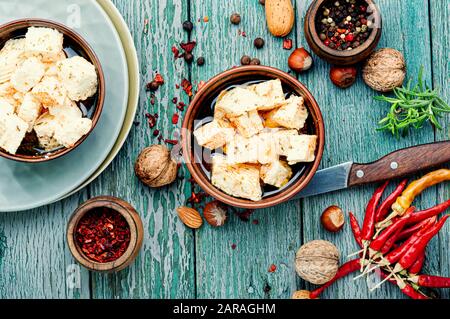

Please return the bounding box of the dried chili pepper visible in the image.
[181,78,193,97]
[409,274,450,288]
[378,271,429,300]
[349,212,362,248]
[408,250,425,274]
[407,199,450,225]
[75,208,131,263]
[361,181,389,244]
[375,179,408,222]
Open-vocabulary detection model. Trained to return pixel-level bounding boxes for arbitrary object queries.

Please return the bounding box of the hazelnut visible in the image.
[295,240,340,285]
[135,145,178,188]
[230,13,241,25]
[288,47,313,73]
[363,48,406,92]
[330,66,357,88]
[203,200,228,227]
[292,290,312,299]
[321,205,345,232]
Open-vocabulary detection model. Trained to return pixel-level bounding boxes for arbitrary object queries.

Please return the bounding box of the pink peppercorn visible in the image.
[324,39,331,46]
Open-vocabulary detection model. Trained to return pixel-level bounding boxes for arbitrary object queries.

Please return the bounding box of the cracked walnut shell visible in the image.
[295,240,340,285]
[363,48,406,92]
[135,144,178,188]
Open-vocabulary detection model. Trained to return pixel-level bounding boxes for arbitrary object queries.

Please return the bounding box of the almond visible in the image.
[265,0,295,37]
[176,206,203,229]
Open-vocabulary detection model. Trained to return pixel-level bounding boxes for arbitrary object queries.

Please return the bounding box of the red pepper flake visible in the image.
[175,84,180,89]
[165,139,178,145]
[283,38,293,50]
[268,264,277,273]
[231,244,237,250]
[172,113,179,125]
[180,41,196,54]
[171,46,181,59]
[197,80,206,91]
[145,113,157,128]
[238,29,247,37]
[203,16,209,23]
[176,101,185,111]
[252,219,259,225]
[75,208,131,263]
[153,129,159,137]
[154,73,164,85]
[181,78,193,97]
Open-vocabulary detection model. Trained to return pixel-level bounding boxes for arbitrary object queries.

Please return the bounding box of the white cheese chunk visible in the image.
[194,120,235,150]
[260,159,293,188]
[0,98,15,115]
[272,129,299,156]
[57,56,98,101]
[256,131,279,164]
[214,86,265,118]
[286,134,317,165]
[33,113,61,150]
[24,27,64,62]
[0,39,26,84]
[53,116,92,148]
[248,79,286,111]
[211,155,262,201]
[0,109,28,154]
[229,110,264,138]
[225,134,259,164]
[264,95,308,130]
[31,76,67,107]
[10,57,46,92]
[16,92,42,132]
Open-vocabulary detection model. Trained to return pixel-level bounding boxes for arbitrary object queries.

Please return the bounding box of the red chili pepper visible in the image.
[361,181,389,243]
[375,179,408,222]
[378,271,429,299]
[406,199,450,225]
[380,228,401,255]
[396,217,435,241]
[408,250,425,274]
[310,259,361,299]
[394,215,449,272]
[384,217,436,265]
[410,274,450,288]
[349,212,362,248]
[370,207,413,254]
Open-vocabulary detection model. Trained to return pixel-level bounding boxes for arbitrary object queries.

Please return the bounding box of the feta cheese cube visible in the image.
[272,129,299,156]
[24,27,64,62]
[260,159,293,188]
[214,86,265,118]
[0,39,26,84]
[211,155,262,201]
[286,134,317,165]
[248,79,286,111]
[0,109,28,154]
[16,92,42,132]
[194,120,235,150]
[0,98,15,115]
[53,116,92,148]
[264,95,308,130]
[32,76,67,107]
[57,56,98,101]
[10,57,45,92]
[225,134,259,164]
[229,110,264,138]
[33,113,61,150]
[256,132,279,164]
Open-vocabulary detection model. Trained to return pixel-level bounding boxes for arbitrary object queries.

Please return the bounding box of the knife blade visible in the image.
[292,140,450,199]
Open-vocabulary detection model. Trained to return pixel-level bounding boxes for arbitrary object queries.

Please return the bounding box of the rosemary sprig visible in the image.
[376,67,450,138]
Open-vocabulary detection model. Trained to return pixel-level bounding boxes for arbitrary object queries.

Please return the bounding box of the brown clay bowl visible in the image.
[67,196,144,272]
[181,66,325,209]
[0,19,105,163]
[304,0,382,66]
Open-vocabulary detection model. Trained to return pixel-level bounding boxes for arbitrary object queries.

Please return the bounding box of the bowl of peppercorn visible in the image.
[67,196,144,272]
[304,0,382,66]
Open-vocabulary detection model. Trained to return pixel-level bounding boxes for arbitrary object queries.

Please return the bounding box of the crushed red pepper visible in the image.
[268,264,277,273]
[283,38,293,50]
[181,78,193,96]
[172,113,179,124]
[145,113,157,128]
[75,208,131,263]
[154,74,164,85]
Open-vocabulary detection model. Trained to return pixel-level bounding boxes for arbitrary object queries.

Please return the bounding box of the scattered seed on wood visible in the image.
[240,55,251,65]
[254,37,265,49]
[182,20,193,32]
[197,56,205,66]
[230,13,241,25]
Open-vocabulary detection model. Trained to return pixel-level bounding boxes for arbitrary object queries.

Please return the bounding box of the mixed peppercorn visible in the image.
[75,208,131,263]
[316,0,372,51]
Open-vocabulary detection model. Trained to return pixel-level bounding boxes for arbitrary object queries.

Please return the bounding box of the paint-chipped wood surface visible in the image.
[0,0,448,299]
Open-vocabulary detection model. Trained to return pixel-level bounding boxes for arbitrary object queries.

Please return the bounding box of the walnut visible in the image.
[135,145,178,187]
[295,240,340,285]
[292,290,312,299]
[363,48,406,92]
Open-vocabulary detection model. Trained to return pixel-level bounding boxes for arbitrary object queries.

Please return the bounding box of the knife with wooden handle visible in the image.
[293,141,450,199]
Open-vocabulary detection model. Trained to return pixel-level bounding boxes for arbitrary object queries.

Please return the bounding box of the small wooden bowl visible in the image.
[0,18,105,163]
[181,66,325,209]
[304,0,382,66]
[67,196,143,272]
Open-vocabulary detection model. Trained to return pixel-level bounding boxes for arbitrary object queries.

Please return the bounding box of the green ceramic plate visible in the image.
[0,0,129,212]
[60,0,140,200]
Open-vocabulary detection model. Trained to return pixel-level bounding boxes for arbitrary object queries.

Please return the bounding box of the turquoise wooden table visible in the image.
[0,0,448,299]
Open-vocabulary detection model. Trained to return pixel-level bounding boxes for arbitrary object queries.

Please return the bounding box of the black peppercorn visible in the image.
[196,56,205,66]
[146,81,159,92]
[253,37,265,49]
[240,55,251,65]
[184,52,194,63]
[249,58,261,65]
[182,20,193,32]
[230,13,241,25]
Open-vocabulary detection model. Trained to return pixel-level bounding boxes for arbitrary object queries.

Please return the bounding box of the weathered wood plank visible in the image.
[0,192,90,299]
[190,0,304,299]
[430,0,450,300]
[88,0,195,298]
[295,0,437,299]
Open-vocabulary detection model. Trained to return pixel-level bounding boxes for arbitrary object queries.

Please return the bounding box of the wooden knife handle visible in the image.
[348,141,450,187]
